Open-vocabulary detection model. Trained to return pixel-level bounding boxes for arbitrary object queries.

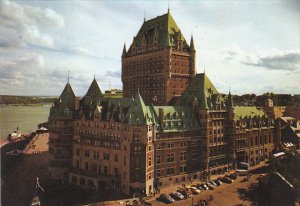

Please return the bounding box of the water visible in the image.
[0,105,51,140]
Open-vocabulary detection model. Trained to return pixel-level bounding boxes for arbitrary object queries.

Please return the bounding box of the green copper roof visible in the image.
[177,73,220,109]
[129,11,190,50]
[152,106,200,133]
[234,106,267,121]
[126,91,155,125]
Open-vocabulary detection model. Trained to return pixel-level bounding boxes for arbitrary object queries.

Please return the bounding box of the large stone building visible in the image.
[48,11,276,196]
[122,10,196,106]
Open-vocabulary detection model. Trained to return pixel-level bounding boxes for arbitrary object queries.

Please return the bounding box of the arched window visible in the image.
[148,156,152,167]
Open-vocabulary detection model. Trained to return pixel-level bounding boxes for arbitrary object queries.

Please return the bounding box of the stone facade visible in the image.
[47,11,277,196]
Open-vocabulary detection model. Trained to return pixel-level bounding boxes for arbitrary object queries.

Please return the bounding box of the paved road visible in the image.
[149,175,259,206]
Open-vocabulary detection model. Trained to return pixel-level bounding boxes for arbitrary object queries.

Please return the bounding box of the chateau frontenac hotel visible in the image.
[48,10,276,196]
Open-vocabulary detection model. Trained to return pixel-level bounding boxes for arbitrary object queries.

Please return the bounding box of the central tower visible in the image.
[122,10,196,105]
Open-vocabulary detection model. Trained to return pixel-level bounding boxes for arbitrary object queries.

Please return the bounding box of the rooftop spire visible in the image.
[122,43,126,56]
[190,35,195,51]
[226,89,233,108]
[67,71,70,83]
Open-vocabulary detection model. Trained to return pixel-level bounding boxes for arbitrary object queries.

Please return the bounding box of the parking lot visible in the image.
[148,173,260,206]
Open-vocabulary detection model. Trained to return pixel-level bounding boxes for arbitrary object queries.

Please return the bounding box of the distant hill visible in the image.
[0,95,57,105]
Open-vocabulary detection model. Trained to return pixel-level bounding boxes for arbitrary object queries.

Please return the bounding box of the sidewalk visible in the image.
[24,133,49,154]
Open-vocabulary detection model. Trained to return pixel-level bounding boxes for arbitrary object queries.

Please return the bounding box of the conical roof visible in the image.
[86,78,102,97]
[60,82,75,101]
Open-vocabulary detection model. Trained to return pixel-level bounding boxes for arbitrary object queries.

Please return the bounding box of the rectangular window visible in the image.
[156,155,161,164]
[167,143,174,148]
[104,153,110,160]
[115,154,118,162]
[167,153,175,162]
[76,149,80,156]
[180,151,187,161]
[124,156,127,166]
[180,165,186,173]
[104,166,108,174]
[167,168,175,175]
[156,169,161,177]
[84,150,90,157]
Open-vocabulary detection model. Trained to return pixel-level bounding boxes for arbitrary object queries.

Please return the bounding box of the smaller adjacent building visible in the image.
[233,107,275,166]
[276,117,300,151]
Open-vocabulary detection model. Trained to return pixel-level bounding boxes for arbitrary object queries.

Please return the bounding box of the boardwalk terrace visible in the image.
[47,11,277,197]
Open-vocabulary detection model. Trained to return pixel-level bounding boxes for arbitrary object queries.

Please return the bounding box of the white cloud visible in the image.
[0,0,64,49]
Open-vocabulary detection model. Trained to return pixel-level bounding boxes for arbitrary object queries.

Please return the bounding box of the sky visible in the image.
[0,0,299,96]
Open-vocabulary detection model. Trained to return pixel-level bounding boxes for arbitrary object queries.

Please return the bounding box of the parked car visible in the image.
[190,186,201,194]
[229,173,237,180]
[206,182,216,190]
[159,193,175,204]
[220,176,233,184]
[170,192,185,200]
[213,179,222,186]
[177,189,192,199]
[209,180,218,187]
[196,184,204,190]
[201,183,209,190]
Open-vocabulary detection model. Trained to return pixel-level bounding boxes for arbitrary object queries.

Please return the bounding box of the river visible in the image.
[0,104,51,140]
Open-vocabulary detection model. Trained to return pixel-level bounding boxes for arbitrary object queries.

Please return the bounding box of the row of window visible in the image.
[156,152,187,164]
[156,165,187,177]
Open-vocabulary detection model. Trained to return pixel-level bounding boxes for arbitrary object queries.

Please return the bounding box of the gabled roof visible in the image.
[234,106,267,121]
[85,78,102,97]
[126,91,154,125]
[177,73,220,109]
[128,11,190,51]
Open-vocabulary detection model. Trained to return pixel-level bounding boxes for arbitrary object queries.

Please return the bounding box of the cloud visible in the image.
[242,51,300,71]
[106,70,121,78]
[221,47,300,71]
[0,53,44,80]
[0,0,64,49]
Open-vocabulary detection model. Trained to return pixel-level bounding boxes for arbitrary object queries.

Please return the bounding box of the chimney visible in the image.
[159,108,164,125]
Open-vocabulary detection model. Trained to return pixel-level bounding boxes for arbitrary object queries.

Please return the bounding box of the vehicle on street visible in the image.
[213,179,222,186]
[170,192,185,200]
[177,189,192,199]
[206,183,216,190]
[196,184,204,190]
[158,193,175,204]
[201,183,209,190]
[228,173,237,180]
[209,180,218,187]
[190,186,201,194]
[220,176,233,184]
